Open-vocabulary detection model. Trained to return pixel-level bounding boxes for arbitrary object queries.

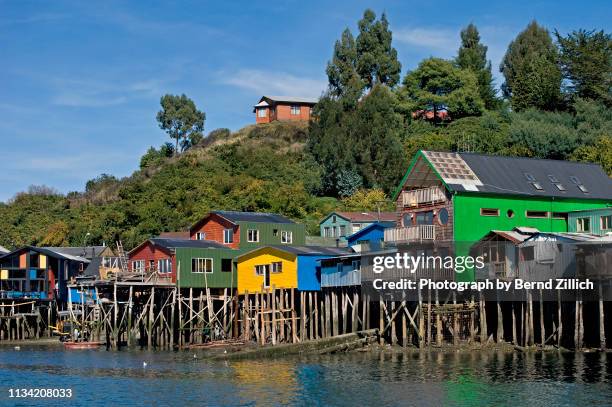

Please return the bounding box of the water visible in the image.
[0,345,611,406]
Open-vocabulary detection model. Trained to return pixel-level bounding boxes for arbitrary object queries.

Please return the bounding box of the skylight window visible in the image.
[531,182,544,191]
[554,183,566,191]
[524,173,536,182]
[548,175,559,183]
[578,185,589,193]
[569,176,582,185]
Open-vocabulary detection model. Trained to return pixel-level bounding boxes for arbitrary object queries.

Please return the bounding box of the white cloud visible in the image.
[221,69,326,98]
[394,28,459,55]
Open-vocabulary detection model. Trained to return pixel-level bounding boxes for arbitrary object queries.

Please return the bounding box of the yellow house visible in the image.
[235,245,348,294]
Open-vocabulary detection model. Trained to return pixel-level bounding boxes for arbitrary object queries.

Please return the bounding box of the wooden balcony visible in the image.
[401,186,446,207]
[384,225,435,243]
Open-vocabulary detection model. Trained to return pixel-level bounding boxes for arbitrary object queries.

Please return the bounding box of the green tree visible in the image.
[401,57,485,121]
[572,135,612,175]
[326,28,363,101]
[555,29,612,106]
[456,23,499,109]
[355,10,401,89]
[156,94,205,155]
[500,21,562,111]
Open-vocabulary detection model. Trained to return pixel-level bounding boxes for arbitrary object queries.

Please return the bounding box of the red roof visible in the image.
[158,231,190,239]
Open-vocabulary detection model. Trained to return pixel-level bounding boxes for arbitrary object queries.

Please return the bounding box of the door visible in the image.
[264,265,271,289]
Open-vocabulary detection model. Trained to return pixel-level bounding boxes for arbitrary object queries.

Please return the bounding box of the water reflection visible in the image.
[0,346,610,406]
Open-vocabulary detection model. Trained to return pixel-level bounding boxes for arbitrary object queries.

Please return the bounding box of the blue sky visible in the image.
[0,0,610,202]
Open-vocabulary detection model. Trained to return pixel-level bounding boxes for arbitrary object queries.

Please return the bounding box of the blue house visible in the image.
[319,211,396,240]
[346,221,395,252]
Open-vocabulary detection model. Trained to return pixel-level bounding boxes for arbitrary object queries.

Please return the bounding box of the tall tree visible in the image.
[401,57,485,121]
[156,94,205,155]
[555,29,612,106]
[500,21,562,111]
[326,28,363,102]
[456,23,499,109]
[355,10,401,89]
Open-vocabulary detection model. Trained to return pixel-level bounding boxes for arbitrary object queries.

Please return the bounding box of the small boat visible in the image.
[63,341,103,349]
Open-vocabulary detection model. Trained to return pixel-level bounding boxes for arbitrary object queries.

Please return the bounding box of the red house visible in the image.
[128,238,226,283]
[253,96,317,124]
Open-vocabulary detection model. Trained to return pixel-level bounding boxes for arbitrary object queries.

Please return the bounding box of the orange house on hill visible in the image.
[253,96,317,124]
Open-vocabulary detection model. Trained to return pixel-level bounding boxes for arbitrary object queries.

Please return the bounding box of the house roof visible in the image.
[2,246,90,263]
[0,245,8,255]
[42,246,109,259]
[394,150,612,200]
[236,245,350,260]
[212,210,296,224]
[259,95,318,105]
[346,221,395,241]
[321,211,396,225]
[149,238,227,251]
[522,232,605,243]
[158,231,190,239]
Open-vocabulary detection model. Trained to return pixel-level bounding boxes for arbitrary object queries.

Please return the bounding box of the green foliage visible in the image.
[341,189,393,212]
[500,21,562,111]
[456,23,499,109]
[355,10,401,89]
[326,28,363,101]
[156,94,205,154]
[572,135,612,175]
[401,57,485,120]
[140,143,175,169]
[556,29,612,106]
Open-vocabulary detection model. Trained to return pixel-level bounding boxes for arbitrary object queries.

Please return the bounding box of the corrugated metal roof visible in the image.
[150,238,227,250]
[450,152,612,200]
[262,96,318,104]
[43,246,108,259]
[322,211,396,224]
[213,210,296,224]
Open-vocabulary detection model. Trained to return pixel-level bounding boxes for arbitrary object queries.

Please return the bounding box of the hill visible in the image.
[0,122,350,250]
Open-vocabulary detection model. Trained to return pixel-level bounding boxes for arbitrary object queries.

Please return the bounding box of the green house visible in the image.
[389,150,612,281]
[175,247,241,291]
[567,208,612,236]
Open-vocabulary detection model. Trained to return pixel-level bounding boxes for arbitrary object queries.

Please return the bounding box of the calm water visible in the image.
[0,345,611,406]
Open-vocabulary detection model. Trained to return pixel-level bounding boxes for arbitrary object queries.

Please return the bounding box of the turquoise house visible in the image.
[319,211,396,240]
[568,208,612,236]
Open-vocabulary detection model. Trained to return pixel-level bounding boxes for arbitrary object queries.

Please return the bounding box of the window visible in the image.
[290,105,301,115]
[332,215,337,223]
[578,185,589,193]
[531,182,544,191]
[281,230,292,244]
[521,246,535,261]
[339,225,346,236]
[132,260,145,273]
[480,208,500,217]
[273,229,279,237]
[576,217,591,232]
[352,260,361,271]
[257,108,267,118]
[221,258,232,273]
[554,183,566,191]
[416,211,434,225]
[271,262,283,273]
[552,212,568,220]
[337,263,343,273]
[247,229,259,242]
[601,215,612,230]
[324,226,330,237]
[352,224,361,233]
[157,258,172,274]
[195,232,205,240]
[192,258,213,273]
[526,211,549,218]
[507,209,515,218]
[255,264,268,276]
[223,229,233,244]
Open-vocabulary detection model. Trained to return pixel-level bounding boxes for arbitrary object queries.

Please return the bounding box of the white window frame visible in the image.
[192,258,213,273]
[324,226,330,237]
[281,230,292,244]
[157,258,172,274]
[223,229,233,244]
[290,105,300,115]
[255,264,269,276]
[132,260,145,273]
[271,262,283,273]
[195,232,206,240]
[576,217,591,232]
[352,223,361,233]
[247,229,260,243]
